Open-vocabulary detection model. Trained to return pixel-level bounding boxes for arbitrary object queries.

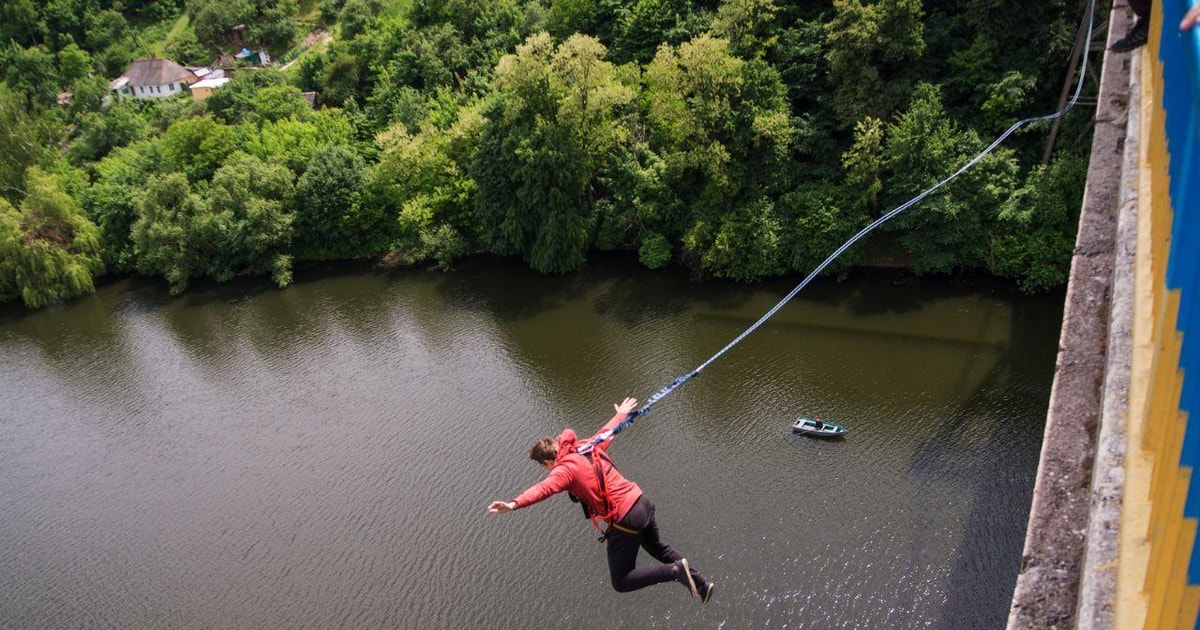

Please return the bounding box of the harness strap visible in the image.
[586,449,621,538]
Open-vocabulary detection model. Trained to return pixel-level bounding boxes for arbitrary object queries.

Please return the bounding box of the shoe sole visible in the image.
[701,582,715,604]
[680,559,697,597]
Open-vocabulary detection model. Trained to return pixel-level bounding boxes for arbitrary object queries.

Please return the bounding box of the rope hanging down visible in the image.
[578,0,1100,456]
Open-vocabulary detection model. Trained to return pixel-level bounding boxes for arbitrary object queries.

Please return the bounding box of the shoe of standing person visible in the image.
[1110,18,1149,52]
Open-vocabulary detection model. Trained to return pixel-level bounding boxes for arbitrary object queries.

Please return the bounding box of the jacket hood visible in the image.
[555,428,578,460]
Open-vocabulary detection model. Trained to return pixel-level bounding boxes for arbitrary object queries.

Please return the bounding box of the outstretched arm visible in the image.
[596,396,638,435]
[487,465,572,515]
[488,500,516,514]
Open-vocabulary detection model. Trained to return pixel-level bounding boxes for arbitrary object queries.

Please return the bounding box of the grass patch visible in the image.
[136,14,190,58]
[298,0,321,21]
[380,0,413,21]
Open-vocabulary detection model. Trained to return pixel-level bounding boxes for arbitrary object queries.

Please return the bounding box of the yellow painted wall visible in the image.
[1120,2,1200,626]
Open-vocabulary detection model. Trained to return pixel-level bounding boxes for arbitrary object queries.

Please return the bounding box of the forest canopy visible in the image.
[0,0,1094,308]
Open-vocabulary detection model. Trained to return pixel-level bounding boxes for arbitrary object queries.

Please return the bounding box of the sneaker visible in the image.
[1110,19,1149,52]
[675,559,697,597]
[690,568,715,604]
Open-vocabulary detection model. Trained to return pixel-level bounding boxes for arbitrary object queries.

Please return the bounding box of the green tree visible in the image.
[881,83,1018,273]
[710,0,778,59]
[131,172,207,294]
[475,33,636,273]
[133,154,296,293]
[3,43,59,107]
[204,69,288,124]
[375,105,484,266]
[778,182,866,275]
[204,152,296,287]
[0,0,44,48]
[293,144,366,260]
[67,102,152,164]
[0,168,103,308]
[991,153,1086,292]
[643,34,793,279]
[248,84,314,123]
[56,42,92,86]
[251,0,299,56]
[824,0,924,128]
[0,85,56,202]
[188,0,255,52]
[338,0,379,40]
[239,109,355,174]
[160,115,237,181]
[83,140,164,272]
[842,116,885,215]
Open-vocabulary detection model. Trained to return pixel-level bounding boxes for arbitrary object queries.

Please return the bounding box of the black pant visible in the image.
[606,495,684,592]
[1128,0,1151,20]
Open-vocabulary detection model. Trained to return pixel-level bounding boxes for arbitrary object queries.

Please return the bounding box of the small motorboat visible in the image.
[791,417,846,438]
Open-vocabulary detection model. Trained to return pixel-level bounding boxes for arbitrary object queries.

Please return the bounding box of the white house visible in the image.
[110,57,199,100]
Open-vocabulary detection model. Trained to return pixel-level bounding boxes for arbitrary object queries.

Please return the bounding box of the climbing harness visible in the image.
[578,0,1099,457]
[567,447,633,541]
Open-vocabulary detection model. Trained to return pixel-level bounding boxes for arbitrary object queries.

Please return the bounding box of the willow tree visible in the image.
[0,168,103,308]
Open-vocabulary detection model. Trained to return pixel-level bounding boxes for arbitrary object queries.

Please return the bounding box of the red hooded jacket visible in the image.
[511,411,643,524]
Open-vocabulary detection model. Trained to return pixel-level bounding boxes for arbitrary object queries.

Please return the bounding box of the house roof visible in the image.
[120,58,195,87]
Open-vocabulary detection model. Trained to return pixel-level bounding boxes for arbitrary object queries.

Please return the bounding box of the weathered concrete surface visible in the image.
[1005,3,1133,628]
[1075,44,1140,630]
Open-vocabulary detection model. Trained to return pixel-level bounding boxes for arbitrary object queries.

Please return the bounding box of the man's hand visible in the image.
[488,500,516,514]
[614,397,638,416]
[1183,4,1200,31]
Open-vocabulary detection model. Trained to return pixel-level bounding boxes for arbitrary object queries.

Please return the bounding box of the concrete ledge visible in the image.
[1005,3,1133,627]
[1075,40,1140,629]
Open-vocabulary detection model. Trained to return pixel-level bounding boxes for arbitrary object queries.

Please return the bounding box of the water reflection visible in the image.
[0,257,1062,629]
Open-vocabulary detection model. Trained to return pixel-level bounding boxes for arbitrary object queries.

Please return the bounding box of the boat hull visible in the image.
[791,417,846,437]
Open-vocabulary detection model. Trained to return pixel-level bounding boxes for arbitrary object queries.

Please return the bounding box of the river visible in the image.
[0,255,1063,629]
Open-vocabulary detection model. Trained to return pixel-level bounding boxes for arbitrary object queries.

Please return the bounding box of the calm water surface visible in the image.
[0,256,1063,629]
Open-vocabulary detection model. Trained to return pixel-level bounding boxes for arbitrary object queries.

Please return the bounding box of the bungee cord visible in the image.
[579,0,1100,455]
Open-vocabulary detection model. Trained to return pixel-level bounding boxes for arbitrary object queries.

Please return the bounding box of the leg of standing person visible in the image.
[1112,0,1152,51]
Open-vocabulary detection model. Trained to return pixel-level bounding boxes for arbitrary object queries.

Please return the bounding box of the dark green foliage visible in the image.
[638,231,671,269]
[3,43,59,107]
[881,83,1017,274]
[0,85,61,204]
[204,69,289,124]
[133,153,295,293]
[293,144,365,259]
[160,115,237,181]
[188,0,254,51]
[338,0,381,40]
[0,0,44,48]
[991,153,1087,293]
[0,0,1093,307]
[131,172,207,294]
[83,141,164,272]
[779,182,867,275]
[56,42,92,86]
[67,102,152,164]
[824,0,925,129]
[0,168,103,308]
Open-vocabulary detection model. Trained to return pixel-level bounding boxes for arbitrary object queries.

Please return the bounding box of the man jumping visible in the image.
[488,396,714,602]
